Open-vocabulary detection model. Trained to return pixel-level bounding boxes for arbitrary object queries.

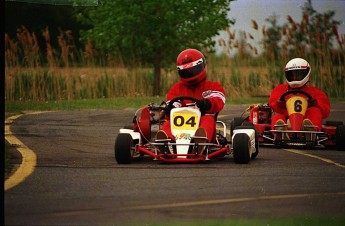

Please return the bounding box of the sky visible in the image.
[216,0,345,54]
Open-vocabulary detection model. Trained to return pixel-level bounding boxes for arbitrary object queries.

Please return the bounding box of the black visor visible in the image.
[178,61,206,79]
[285,68,309,82]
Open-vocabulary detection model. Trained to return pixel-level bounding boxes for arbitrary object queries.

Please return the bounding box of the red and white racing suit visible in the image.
[269,84,330,130]
[161,80,226,142]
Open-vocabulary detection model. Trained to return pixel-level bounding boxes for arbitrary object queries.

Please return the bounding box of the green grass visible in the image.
[5,97,273,113]
[145,215,345,226]
[6,97,344,113]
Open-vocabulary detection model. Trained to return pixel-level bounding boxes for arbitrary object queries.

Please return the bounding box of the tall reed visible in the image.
[4,16,345,102]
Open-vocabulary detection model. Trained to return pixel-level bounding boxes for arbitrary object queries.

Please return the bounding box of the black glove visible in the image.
[309,98,317,107]
[164,104,173,117]
[277,99,286,109]
[197,98,212,112]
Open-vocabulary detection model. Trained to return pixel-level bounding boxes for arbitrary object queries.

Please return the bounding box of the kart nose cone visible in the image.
[289,113,304,130]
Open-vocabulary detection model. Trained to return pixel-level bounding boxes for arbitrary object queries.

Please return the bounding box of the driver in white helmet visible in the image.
[269,58,330,134]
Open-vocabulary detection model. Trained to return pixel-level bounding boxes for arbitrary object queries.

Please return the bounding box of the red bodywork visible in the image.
[243,103,338,147]
[130,104,229,163]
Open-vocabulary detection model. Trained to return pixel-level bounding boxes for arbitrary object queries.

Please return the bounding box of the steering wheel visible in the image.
[278,89,314,103]
[167,96,199,109]
[165,96,200,116]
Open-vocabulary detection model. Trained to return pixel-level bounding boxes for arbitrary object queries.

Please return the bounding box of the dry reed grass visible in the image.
[4,17,345,102]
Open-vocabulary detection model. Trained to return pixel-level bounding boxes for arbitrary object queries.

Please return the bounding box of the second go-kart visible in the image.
[230,89,345,150]
[115,96,258,164]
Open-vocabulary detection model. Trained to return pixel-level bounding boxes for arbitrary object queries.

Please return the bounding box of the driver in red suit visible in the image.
[269,58,330,132]
[156,49,226,147]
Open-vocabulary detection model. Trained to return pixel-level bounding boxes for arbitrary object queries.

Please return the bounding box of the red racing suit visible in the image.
[161,79,226,142]
[269,84,330,130]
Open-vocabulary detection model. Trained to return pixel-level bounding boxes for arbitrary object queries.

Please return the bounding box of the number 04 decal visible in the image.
[172,112,199,130]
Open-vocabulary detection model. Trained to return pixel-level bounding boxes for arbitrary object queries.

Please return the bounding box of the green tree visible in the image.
[76,0,234,95]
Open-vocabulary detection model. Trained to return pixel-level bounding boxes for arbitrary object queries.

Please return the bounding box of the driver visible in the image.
[156,49,226,151]
[269,58,330,135]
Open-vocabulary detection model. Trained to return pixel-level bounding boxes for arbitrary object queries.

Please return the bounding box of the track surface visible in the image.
[5,104,345,225]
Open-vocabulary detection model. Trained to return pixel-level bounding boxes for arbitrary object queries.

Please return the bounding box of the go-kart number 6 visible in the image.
[172,112,199,130]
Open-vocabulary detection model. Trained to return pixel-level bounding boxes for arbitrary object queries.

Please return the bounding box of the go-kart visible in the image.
[230,89,345,150]
[114,96,258,164]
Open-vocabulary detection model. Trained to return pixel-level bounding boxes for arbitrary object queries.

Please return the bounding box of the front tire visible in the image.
[230,117,243,138]
[233,133,251,164]
[115,133,135,164]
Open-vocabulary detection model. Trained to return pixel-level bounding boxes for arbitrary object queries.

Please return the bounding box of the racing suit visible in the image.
[161,79,226,142]
[269,84,330,130]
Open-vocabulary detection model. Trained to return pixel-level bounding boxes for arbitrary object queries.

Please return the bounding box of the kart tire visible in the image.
[336,125,345,151]
[235,124,259,159]
[115,133,135,164]
[325,121,343,126]
[233,133,251,164]
[230,117,243,138]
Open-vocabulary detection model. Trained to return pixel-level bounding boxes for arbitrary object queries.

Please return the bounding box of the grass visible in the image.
[6,97,345,113]
[146,215,345,226]
[4,97,273,113]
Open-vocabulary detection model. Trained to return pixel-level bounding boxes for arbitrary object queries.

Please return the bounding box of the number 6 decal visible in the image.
[294,100,302,112]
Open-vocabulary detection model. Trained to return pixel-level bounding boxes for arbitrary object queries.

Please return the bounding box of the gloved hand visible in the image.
[197,98,211,112]
[277,99,286,109]
[309,98,318,107]
[164,104,173,117]
[164,101,182,117]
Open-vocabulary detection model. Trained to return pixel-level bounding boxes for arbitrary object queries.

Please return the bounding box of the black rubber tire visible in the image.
[114,133,134,164]
[325,121,344,126]
[230,117,244,138]
[235,124,259,159]
[336,125,345,151]
[233,133,251,164]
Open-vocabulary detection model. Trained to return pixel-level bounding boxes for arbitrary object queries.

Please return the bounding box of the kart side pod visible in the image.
[232,128,257,164]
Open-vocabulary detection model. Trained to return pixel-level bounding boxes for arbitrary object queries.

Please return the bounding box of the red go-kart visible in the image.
[114,96,257,164]
[230,89,345,151]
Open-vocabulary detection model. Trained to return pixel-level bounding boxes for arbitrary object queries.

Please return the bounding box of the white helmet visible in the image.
[284,58,311,88]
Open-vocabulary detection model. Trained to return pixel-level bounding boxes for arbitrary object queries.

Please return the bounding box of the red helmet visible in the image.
[176,49,207,85]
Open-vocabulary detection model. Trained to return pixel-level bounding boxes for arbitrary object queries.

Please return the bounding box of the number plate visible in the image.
[286,96,308,115]
[172,112,199,130]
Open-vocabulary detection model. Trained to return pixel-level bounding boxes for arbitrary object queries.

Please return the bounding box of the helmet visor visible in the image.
[285,68,309,82]
[177,58,206,79]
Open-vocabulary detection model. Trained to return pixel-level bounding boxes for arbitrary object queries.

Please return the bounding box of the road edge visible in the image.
[4,113,40,191]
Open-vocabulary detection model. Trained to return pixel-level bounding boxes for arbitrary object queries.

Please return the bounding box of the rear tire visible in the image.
[336,125,345,151]
[325,121,343,126]
[233,133,251,164]
[115,133,135,164]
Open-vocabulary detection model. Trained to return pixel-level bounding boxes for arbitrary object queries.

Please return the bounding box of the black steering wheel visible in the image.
[278,89,314,103]
[165,96,201,116]
[167,96,199,109]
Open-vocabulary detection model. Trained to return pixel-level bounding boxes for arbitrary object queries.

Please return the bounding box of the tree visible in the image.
[76,0,234,96]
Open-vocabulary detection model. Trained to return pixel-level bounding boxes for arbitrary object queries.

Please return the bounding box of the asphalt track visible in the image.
[4,103,345,225]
